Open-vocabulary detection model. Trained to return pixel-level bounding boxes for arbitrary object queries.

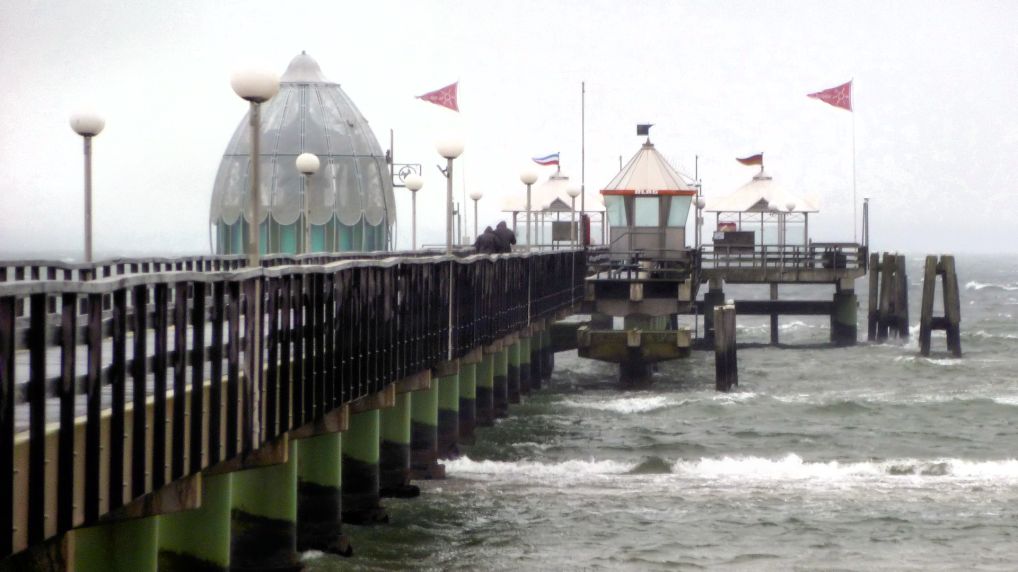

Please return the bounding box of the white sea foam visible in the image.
[970,329,1018,340]
[894,355,963,366]
[444,456,634,482]
[444,454,1018,487]
[966,280,1018,291]
[561,395,676,414]
[672,453,1018,482]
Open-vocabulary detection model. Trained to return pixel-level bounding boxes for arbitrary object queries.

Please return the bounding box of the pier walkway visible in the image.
[0,250,584,566]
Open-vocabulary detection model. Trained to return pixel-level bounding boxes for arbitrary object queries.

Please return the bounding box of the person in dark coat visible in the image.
[494,221,517,253]
[473,226,501,254]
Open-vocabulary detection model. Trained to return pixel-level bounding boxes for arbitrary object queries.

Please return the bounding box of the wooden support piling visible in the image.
[867,252,879,341]
[919,255,962,357]
[713,305,737,392]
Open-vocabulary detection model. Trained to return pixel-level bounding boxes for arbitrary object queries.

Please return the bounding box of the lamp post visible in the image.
[784,202,796,249]
[470,191,483,240]
[436,138,464,253]
[694,197,706,249]
[296,152,320,254]
[230,67,279,445]
[405,174,424,250]
[70,112,105,263]
[567,186,581,247]
[231,69,280,266]
[520,170,538,251]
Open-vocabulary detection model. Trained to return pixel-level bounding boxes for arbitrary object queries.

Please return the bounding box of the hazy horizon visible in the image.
[2,1,1015,258]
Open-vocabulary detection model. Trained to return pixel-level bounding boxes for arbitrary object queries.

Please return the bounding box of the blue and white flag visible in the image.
[532,152,560,166]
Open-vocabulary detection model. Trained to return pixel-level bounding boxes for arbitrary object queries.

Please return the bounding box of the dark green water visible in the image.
[307,256,1018,571]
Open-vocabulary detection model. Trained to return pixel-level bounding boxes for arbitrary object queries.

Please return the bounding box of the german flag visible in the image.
[737,153,763,166]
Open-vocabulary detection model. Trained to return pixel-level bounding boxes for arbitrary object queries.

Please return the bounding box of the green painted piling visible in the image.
[831,290,859,346]
[493,348,509,417]
[230,451,299,570]
[540,329,555,382]
[529,331,543,390]
[295,434,351,556]
[379,393,419,498]
[410,382,444,479]
[458,363,477,444]
[475,353,495,426]
[341,409,388,525]
[437,374,460,459]
[519,336,533,395]
[158,474,232,571]
[75,515,158,572]
[507,342,522,404]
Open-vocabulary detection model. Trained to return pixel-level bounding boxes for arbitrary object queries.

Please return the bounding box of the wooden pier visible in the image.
[0,250,584,569]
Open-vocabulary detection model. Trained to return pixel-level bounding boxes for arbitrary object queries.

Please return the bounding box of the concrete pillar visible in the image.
[379,393,419,499]
[230,452,299,570]
[518,335,532,395]
[492,348,509,418]
[157,474,231,571]
[296,434,352,556]
[831,286,858,346]
[475,352,495,426]
[507,342,522,404]
[540,329,555,382]
[529,331,543,391]
[437,374,460,459]
[410,383,444,479]
[619,356,653,388]
[702,285,725,344]
[75,515,159,572]
[769,283,779,345]
[341,410,388,524]
[458,362,477,444]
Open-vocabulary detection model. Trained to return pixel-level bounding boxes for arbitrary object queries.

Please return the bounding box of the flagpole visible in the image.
[852,99,857,243]
[581,81,586,216]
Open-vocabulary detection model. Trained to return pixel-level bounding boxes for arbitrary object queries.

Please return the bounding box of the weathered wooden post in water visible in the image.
[919,255,962,357]
[870,252,909,341]
[714,304,738,391]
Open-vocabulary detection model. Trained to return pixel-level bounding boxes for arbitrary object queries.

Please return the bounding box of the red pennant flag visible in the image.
[807,80,852,111]
[736,153,763,166]
[416,82,458,112]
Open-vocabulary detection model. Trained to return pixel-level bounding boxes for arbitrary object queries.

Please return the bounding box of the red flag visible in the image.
[416,82,458,112]
[736,153,763,166]
[807,80,852,111]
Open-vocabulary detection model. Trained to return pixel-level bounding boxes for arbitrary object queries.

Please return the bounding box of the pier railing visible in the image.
[0,249,584,557]
[700,243,866,272]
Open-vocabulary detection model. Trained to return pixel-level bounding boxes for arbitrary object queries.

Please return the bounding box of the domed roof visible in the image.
[209,52,395,229]
[705,169,819,213]
[602,142,696,194]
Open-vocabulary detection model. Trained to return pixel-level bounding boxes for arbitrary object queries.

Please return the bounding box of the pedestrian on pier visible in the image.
[474,226,502,254]
[494,221,516,253]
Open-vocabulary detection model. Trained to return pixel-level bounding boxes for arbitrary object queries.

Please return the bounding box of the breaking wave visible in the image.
[966,280,1018,292]
[561,395,676,414]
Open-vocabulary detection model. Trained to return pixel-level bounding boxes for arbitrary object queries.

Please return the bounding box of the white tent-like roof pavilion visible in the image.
[705,168,818,247]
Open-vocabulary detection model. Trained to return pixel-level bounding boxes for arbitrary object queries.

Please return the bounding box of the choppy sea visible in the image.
[304,254,1018,571]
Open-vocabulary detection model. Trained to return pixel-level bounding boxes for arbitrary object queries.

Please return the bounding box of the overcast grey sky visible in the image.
[1,0,1015,257]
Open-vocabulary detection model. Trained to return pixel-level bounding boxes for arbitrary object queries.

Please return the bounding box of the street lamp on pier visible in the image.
[404,174,424,250]
[230,68,280,266]
[694,196,706,249]
[70,112,105,263]
[520,170,538,251]
[295,152,320,253]
[470,191,483,240]
[567,186,581,247]
[436,138,465,253]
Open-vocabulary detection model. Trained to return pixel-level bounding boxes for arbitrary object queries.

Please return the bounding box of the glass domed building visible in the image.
[209,52,395,254]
